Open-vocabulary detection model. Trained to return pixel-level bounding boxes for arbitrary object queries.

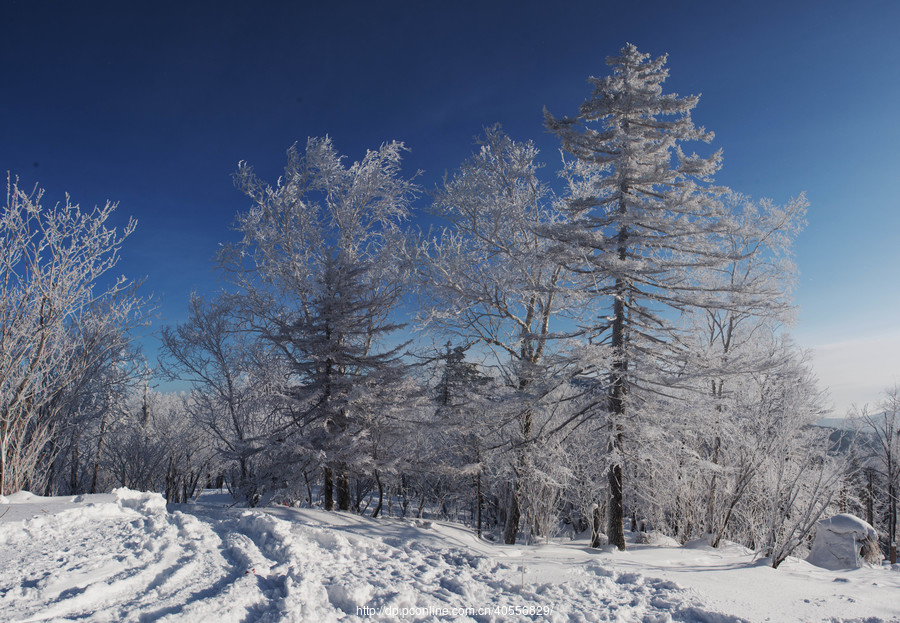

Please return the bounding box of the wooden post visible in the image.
[891,542,897,565]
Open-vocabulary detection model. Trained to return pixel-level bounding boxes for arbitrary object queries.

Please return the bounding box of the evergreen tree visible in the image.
[545,44,732,549]
[226,137,418,510]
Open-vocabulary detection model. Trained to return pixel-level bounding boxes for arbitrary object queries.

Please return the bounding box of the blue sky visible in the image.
[3,0,898,413]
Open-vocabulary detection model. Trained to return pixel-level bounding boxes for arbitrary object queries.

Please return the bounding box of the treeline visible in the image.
[2,45,884,568]
[848,387,900,560]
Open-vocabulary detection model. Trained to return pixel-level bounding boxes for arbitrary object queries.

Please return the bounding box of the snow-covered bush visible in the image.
[0,177,145,495]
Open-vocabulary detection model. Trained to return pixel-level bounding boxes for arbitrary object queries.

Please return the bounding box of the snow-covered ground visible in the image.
[0,490,897,622]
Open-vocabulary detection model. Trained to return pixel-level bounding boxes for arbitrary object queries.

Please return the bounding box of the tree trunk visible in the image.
[323,466,334,511]
[372,470,383,518]
[607,462,625,549]
[591,503,604,548]
[69,444,80,494]
[505,403,532,545]
[865,469,874,527]
[607,225,628,551]
[889,480,897,548]
[705,433,721,536]
[417,487,426,518]
[504,484,520,544]
[337,470,350,511]
[304,470,313,508]
[476,471,483,539]
[90,411,107,494]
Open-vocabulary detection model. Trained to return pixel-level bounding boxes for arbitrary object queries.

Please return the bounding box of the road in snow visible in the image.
[0,489,897,622]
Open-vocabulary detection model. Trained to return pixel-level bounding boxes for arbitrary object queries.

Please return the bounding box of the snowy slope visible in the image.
[0,490,897,622]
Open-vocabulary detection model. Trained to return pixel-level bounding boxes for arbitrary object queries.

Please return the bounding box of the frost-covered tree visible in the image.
[0,176,143,495]
[430,342,492,533]
[417,127,587,543]
[742,348,842,568]
[42,310,145,496]
[672,193,808,546]
[545,44,733,549]
[102,388,213,502]
[852,386,900,552]
[159,293,276,505]
[224,137,418,510]
[625,323,844,566]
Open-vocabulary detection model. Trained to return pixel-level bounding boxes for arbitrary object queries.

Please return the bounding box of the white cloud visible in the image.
[805,331,900,416]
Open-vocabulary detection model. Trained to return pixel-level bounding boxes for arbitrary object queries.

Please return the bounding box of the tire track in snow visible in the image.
[0,491,271,622]
[186,506,748,622]
[1,492,749,622]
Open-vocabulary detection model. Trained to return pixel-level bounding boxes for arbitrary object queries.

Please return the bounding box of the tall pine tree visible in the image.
[545,44,732,550]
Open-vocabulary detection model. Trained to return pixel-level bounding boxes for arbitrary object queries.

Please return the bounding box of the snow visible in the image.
[807,514,880,570]
[0,490,897,622]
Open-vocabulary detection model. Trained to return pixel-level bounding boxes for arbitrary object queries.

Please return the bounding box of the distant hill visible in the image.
[816,417,854,430]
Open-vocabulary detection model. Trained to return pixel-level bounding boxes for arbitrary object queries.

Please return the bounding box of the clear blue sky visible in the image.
[3,0,898,412]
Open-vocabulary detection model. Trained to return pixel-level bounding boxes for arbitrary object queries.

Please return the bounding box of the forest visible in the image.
[2,44,896,570]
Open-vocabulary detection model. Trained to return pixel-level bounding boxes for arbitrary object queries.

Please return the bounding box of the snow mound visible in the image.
[807,513,881,570]
[112,487,168,514]
[3,490,38,503]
